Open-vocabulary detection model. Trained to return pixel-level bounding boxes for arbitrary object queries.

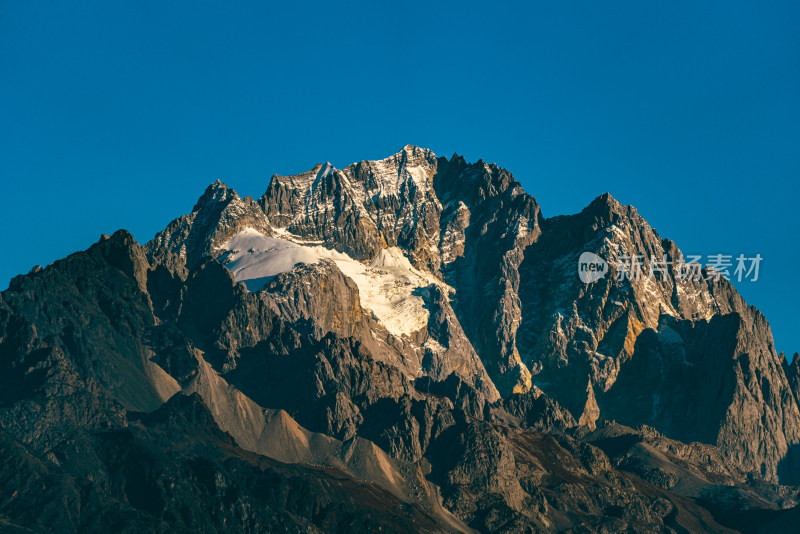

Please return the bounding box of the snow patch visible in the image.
[220,228,321,290]
[328,247,444,336]
[220,228,449,337]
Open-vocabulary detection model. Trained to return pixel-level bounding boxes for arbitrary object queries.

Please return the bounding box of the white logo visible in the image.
[578,252,607,283]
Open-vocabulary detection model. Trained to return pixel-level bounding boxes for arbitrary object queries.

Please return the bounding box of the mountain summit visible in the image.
[1,147,798,532]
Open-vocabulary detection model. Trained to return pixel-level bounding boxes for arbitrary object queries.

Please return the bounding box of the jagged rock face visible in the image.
[2,146,800,532]
[433,156,543,396]
[1,231,169,414]
[145,180,273,276]
[601,313,800,484]
[259,145,442,271]
[143,146,800,485]
[513,193,800,483]
[147,151,500,401]
[517,195,728,411]
[784,353,800,406]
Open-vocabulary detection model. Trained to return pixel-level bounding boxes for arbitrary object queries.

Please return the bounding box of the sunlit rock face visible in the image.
[145,146,800,484]
[1,146,799,533]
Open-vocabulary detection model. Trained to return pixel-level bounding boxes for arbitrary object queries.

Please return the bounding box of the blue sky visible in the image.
[2,1,798,354]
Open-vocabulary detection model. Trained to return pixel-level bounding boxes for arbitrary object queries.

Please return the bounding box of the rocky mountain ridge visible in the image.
[1,146,798,532]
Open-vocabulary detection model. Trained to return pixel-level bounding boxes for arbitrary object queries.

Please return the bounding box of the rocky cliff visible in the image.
[1,146,798,533]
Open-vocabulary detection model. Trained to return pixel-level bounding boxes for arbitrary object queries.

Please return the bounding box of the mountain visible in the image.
[1,146,799,533]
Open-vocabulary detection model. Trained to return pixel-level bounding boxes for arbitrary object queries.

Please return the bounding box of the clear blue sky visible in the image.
[2,1,798,355]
